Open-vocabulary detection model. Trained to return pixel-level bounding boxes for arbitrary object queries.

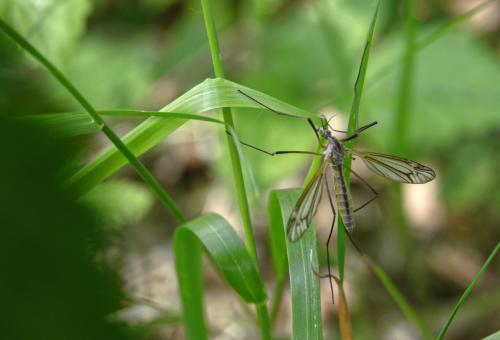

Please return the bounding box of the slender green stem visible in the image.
[436,242,500,340]
[365,255,433,339]
[199,1,270,338]
[0,18,186,223]
[392,0,417,253]
[200,0,257,265]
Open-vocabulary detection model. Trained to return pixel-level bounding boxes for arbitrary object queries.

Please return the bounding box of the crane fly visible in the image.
[237,89,436,303]
[237,89,436,242]
[286,122,436,242]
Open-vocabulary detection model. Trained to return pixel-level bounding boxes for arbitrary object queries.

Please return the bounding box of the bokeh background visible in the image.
[1,0,499,339]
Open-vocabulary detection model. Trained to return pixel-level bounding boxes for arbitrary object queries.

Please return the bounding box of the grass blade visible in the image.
[173,213,267,340]
[269,189,323,339]
[436,242,500,340]
[364,255,433,339]
[68,77,318,195]
[199,7,262,318]
[338,0,380,282]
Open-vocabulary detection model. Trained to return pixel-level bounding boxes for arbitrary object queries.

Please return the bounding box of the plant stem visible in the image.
[436,242,500,340]
[392,0,417,254]
[200,0,257,264]
[199,1,270,338]
[0,18,186,224]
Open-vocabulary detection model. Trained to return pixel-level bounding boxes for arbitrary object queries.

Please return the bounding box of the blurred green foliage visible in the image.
[0,118,133,340]
[1,0,499,338]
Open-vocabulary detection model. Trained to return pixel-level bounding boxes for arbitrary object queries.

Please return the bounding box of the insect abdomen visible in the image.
[332,166,355,231]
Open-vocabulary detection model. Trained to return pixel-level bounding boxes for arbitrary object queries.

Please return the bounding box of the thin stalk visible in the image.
[392,0,417,254]
[436,242,500,340]
[365,255,433,339]
[199,1,270,338]
[0,18,186,224]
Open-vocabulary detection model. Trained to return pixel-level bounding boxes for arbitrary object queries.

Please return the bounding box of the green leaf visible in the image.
[68,78,319,194]
[269,189,323,340]
[0,0,91,67]
[173,213,267,340]
[364,255,433,339]
[436,242,499,340]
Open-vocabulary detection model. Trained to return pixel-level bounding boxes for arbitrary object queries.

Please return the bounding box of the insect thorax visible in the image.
[324,137,344,166]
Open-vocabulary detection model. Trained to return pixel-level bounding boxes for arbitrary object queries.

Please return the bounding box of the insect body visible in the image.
[236,89,436,242]
[286,122,436,242]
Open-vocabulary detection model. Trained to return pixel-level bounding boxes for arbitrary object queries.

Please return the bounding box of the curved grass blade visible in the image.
[173,213,267,340]
[68,77,319,195]
[269,189,323,340]
[338,0,380,282]
[436,242,499,340]
[364,255,433,339]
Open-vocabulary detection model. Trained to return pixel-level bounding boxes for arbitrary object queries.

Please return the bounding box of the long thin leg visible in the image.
[348,168,379,212]
[324,175,337,304]
[235,136,321,157]
[238,89,323,146]
[340,121,378,142]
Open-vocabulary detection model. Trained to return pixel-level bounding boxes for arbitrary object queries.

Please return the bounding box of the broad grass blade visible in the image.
[269,189,323,340]
[67,78,318,194]
[173,213,267,340]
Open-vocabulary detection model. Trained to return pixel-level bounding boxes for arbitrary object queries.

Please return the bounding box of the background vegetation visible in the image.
[1,0,499,339]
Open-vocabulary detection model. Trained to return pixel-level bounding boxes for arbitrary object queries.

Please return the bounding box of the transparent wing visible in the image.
[350,150,435,184]
[286,161,328,242]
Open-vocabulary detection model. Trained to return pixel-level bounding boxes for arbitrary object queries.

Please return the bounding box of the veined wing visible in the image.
[349,150,435,184]
[286,160,328,242]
